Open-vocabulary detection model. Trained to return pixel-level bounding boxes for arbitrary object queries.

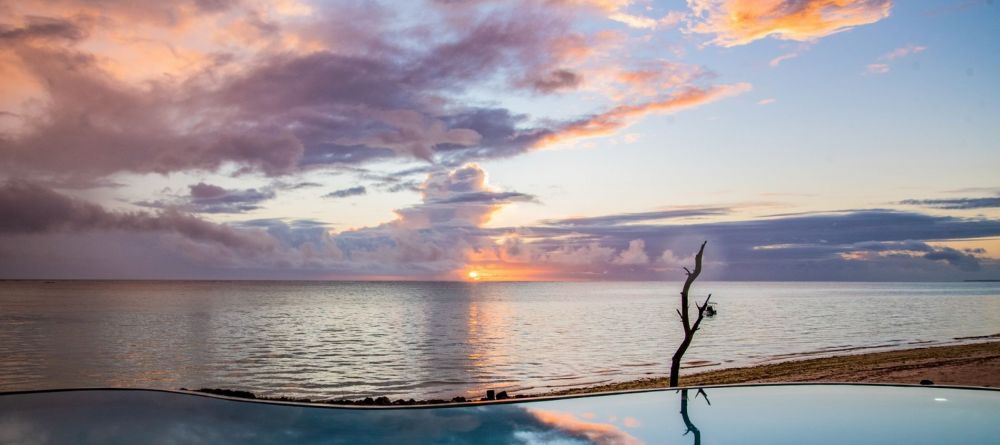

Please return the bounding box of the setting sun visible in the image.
[467,270,480,280]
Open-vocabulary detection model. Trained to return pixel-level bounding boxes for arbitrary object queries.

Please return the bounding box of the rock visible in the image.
[920,379,934,385]
[197,388,256,399]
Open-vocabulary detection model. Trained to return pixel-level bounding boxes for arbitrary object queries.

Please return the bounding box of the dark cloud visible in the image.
[524,68,582,93]
[900,197,1000,210]
[186,183,275,213]
[435,108,553,163]
[494,210,1000,280]
[0,180,275,253]
[0,16,88,42]
[921,247,982,271]
[324,186,367,199]
[431,191,536,205]
[137,182,276,214]
[287,182,323,189]
[545,208,730,226]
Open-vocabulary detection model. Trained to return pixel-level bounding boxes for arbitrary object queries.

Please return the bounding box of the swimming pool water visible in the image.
[1,384,997,444]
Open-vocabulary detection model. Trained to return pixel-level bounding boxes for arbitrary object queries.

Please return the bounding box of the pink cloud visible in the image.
[769,52,799,67]
[866,63,891,74]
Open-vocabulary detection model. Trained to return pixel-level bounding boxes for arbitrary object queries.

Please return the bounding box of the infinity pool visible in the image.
[1,385,997,444]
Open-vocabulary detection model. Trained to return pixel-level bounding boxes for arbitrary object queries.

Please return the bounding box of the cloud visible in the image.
[0,1,598,179]
[768,44,813,68]
[659,11,688,27]
[0,16,88,42]
[837,240,984,271]
[394,163,532,229]
[865,44,926,74]
[4,173,1000,280]
[565,0,661,30]
[900,197,1000,209]
[922,246,982,271]
[324,186,367,199]
[688,0,893,47]
[186,183,275,213]
[135,182,277,214]
[769,52,800,67]
[757,98,776,105]
[880,44,927,61]
[485,209,1000,281]
[0,180,356,272]
[609,12,659,29]
[535,83,752,147]
[866,63,891,74]
[613,239,650,265]
[525,68,583,93]
[0,0,751,185]
[545,207,730,226]
[0,180,275,253]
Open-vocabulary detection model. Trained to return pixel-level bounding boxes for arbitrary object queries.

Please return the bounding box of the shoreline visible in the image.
[193,340,1000,405]
[540,340,1000,397]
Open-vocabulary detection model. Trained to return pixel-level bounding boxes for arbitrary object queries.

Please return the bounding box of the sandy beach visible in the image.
[543,341,1000,397]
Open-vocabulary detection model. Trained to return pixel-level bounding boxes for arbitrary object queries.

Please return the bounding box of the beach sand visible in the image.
[543,341,1000,397]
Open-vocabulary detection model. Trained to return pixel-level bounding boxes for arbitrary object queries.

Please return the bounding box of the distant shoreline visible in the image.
[192,340,1000,405]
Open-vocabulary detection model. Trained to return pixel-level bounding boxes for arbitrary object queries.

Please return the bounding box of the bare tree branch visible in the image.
[670,241,710,387]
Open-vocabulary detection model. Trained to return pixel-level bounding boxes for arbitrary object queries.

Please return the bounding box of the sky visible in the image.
[0,0,999,281]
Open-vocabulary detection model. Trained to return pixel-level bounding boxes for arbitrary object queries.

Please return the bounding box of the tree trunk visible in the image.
[669,241,711,387]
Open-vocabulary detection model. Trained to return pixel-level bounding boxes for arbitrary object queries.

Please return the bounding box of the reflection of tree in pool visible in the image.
[679,388,711,445]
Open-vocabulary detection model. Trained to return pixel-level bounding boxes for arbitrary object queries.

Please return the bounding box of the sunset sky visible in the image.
[1,0,998,280]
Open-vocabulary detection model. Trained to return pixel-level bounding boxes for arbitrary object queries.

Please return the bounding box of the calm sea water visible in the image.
[1,281,998,400]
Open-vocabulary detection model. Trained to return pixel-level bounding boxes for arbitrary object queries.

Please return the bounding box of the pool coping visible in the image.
[2,382,997,410]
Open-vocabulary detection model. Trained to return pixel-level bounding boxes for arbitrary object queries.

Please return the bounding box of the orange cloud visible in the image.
[688,0,893,47]
[535,82,752,147]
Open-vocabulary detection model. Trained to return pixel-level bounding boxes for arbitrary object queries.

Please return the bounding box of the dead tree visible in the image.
[669,241,712,387]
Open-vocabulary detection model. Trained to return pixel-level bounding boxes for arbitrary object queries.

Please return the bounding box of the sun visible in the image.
[467,270,481,280]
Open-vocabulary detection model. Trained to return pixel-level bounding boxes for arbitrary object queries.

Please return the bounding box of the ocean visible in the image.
[1,281,998,400]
